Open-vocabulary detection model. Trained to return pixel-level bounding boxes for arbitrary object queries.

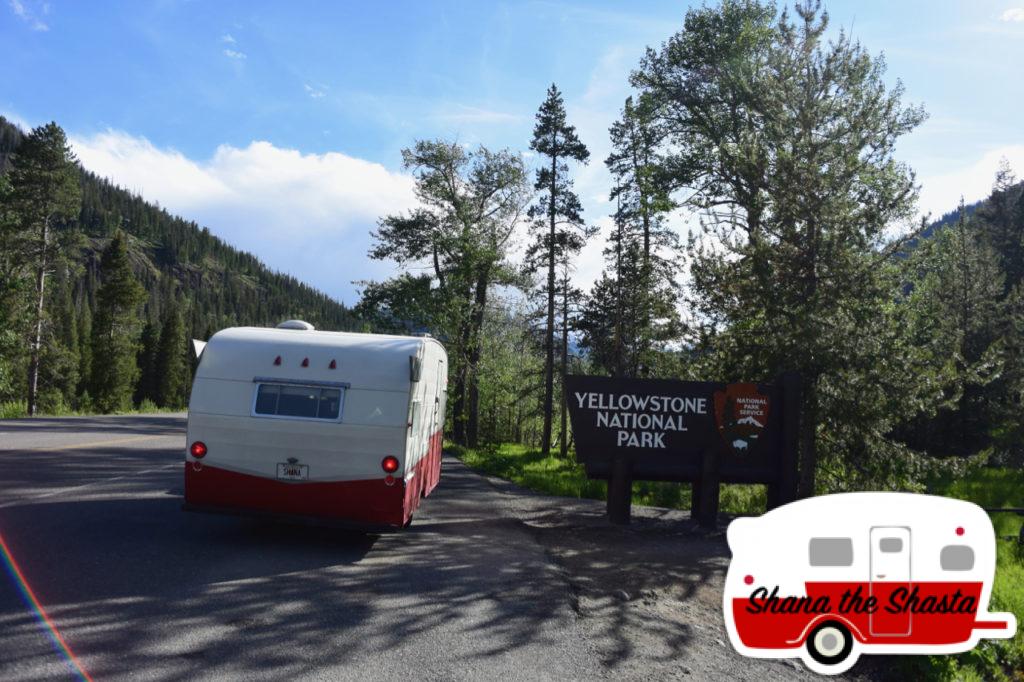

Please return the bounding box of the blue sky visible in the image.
[4,0,1024,304]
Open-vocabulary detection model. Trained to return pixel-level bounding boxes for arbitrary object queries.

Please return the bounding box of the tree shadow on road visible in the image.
[0,458,595,680]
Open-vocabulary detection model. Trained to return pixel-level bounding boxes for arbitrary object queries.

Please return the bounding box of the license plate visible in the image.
[277,463,308,480]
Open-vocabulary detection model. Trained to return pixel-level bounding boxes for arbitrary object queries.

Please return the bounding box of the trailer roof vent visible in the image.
[276,320,315,331]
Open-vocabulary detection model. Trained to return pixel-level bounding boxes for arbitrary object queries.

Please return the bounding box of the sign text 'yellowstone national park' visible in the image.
[564,373,801,524]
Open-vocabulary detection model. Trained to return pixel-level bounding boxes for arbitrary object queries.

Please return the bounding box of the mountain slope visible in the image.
[0,116,359,335]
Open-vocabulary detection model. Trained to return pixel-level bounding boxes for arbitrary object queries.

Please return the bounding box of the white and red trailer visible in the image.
[184,321,447,529]
[724,492,1017,675]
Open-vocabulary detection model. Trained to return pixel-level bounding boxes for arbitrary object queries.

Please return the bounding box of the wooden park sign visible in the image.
[565,372,800,528]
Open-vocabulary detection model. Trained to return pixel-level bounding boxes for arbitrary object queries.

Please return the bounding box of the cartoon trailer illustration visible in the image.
[184,320,447,529]
[724,492,1017,675]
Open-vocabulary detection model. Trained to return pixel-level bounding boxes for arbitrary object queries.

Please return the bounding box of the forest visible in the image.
[2,0,1023,500]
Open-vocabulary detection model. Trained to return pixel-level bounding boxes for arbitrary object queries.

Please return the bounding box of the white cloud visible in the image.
[304,84,326,99]
[917,144,1024,219]
[223,48,247,60]
[70,131,418,303]
[8,0,48,30]
[221,33,236,44]
[0,109,32,132]
[1000,7,1024,22]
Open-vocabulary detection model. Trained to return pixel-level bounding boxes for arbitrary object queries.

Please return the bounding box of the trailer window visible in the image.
[940,545,974,571]
[254,384,280,414]
[318,389,341,419]
[253,383,344,421]
[809,538,853,567]
[879,537,903,553]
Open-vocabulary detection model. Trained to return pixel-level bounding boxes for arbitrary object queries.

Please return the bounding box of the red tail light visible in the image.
[190,441,207,458]
[381,456,399,473]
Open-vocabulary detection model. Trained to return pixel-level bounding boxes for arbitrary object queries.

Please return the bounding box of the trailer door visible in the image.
[869,526,912,636]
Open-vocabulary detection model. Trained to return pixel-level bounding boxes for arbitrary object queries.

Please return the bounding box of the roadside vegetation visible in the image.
[0,397,181,419]
[449,441,767,517]
[901,467,1024,681]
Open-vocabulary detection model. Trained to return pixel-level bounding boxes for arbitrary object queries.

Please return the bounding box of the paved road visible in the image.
[0,415,849,681]
[0,414,604,681]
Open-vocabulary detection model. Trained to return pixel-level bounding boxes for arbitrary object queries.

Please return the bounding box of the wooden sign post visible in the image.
[565,372,800,529]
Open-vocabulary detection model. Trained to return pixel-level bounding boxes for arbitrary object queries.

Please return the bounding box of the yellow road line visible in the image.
[2,435,177,453]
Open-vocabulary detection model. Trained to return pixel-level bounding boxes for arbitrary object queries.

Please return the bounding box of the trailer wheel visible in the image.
[806,621,853,667]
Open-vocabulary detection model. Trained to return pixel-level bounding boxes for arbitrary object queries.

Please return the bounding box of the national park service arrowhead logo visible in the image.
[714,383,769,454]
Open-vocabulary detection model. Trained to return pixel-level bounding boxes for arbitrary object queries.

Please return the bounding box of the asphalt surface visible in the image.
[0,413,608,681]
[0,414,848,682]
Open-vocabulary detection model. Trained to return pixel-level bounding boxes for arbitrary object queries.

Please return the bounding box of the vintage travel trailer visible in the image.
[184,321,447,529]
[724,492,1016,675]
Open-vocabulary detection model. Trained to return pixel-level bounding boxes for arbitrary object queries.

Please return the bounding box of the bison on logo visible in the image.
[714,383,769,454]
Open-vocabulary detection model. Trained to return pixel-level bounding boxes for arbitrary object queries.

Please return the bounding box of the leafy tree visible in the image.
[633,0,929,493]
[90,231,145,413]
[526,84,591,457]
[7,122,81,415]
[366,140,530,446]
[155,302,187,408]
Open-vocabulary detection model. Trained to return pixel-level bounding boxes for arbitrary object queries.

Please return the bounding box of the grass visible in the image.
[912,467,1024,682]
[451,441,1024,681]
[448,440,767,515]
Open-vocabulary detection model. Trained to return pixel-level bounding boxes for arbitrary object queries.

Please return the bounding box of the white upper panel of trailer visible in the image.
[197,326,440,392]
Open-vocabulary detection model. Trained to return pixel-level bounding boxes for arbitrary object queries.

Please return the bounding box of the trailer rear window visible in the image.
[809,538,854,567]
[940,545,974,571]
[253,383,344,421]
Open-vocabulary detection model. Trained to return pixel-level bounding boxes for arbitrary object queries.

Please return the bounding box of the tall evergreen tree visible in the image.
[581,96,682,379]
[76,300,92,406]
[135,320,160,405]
[899,200,1007,455]
[155,302,187,408]
[0,172,28,402]
[527,84,590,457]
[975,160,1024,295]
[634,1,929,493]
[90,231,145,413]
[7,122,81,415]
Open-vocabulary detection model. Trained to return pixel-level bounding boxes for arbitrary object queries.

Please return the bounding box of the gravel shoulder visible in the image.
[464,459,882,681]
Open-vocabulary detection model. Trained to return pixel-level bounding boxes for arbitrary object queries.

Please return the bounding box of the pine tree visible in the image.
[900,200,1007,455]
[155,302,187,408]
[0,172,29,402]
[7,122,81,415]
[526,84,591,457]
[76,302,92,406]
[580,96,682,379]
[90,231,145,413]
[135,320,160,405]
[975,160,1024,296]
[37,264,81,411]
[633,1,929,492]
